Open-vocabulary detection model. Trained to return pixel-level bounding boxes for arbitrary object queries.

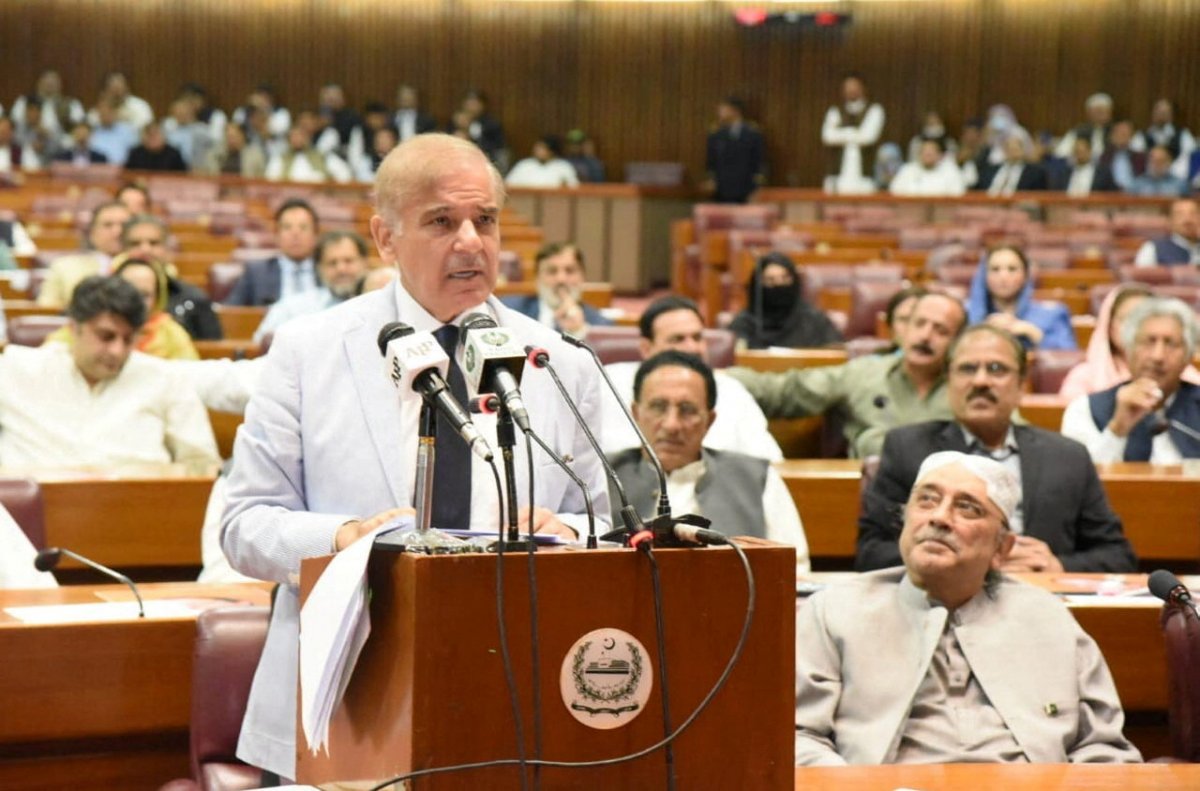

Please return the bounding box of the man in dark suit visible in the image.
[857,324,1136,573]
[393,84,437,142]
[53,121,108,166]
[704,96,765,204]
[501,242,611,338]
[1059,136,1118,196]
[1099,120,1146,191]
[979,135,1047,195]
[223,198,320,306]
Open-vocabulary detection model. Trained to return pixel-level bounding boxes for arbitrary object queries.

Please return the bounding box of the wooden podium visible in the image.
[296,541,795,789]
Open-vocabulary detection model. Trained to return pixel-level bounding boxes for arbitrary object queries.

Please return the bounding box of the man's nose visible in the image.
[453,219,483,252]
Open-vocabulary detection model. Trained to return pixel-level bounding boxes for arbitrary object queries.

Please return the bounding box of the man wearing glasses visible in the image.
[856,324,1136,573]
[607,350,810,572]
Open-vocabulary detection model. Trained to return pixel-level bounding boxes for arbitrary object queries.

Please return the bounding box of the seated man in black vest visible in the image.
[1133,198,1199,266]
[858,324,1136,574]
[607,350,810,571]
[1062,297,1200,462]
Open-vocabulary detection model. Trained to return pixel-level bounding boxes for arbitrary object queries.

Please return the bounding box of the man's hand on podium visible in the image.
[516,505,579,541]
[335,507,417,552]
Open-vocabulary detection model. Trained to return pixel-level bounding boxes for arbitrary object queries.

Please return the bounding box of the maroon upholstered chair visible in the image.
[0,478,45,549]
[692,203,779,234]
[845,281,904,340]
[1161,599,1200,762]
[584,326,737,368]
[1119,265,1174,285]
[6,315,68,347]
[1027,349,1086,394]
[207,262,246,303]
[187,606,270,791]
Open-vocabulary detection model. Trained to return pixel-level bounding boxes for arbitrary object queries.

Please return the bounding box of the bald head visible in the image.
[372,133,505,228]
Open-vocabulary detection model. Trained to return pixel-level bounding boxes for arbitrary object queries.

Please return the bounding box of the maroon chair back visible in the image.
[1027,349,1086,394]
[584,326,737,368]
[7,315,68,347]
[208,262,246,303]
[190,606,270,791]
[1161,600,1200,762]
[693,203,779,234]
[845,281,904,340]
[0,478,45,549]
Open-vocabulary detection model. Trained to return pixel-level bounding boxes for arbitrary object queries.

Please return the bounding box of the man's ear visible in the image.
[705,408,717,433]
[991,530,1017,570]
[637,338,652,359]
[369,215,394,263]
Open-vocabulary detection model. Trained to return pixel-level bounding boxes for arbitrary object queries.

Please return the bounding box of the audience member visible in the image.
[0,276,219,467]
[11,99,60,169]
[54,121,108,166]
[1134,198,1199,266]
[504,136,579,188]
[458,89,507,166]
[115,182,151,215]
[0,117,36,175]
[1055,92,1114,159]
[231,85,291,142]
[966,246,1076,350]
[1061,285,1158,399]
[889,137,966,196]
[317,83,361,155]
[0,214,37,257]
[345,101,393,173]
[1133,99,1195,179]
[821,72,885,194]
[178,82,227,142]
[956,117,985,187]
[609,351,810,571]
[243,104,282,158]
[564,129,605,183]
[858,324,1136,572]
[252,230,369,344]
[9,70,85,139]
[883,285,929,352]
[981,132,1047,195]
[797,450,1141,766]
[36,201,132,307]
[46,255,200,360]
[199,122,267,178]
[161,96,213,169]
[728,252,841,349]
[92,72,155,131]
[729,292,966,458]
[979,104,1028,170]
[224,198,321,306]
[392,84,437,142]
[264,124,352,183]
[1059,136,1118,196]
[905,111,956,164]
[121,214,223,340]
[1062,297,1200,462]
[124,121,187,172]
[88,98,139,166]
[352,125,398,182]
[500,242,611,338]
[0,504,57,589]
[703,96,765,203]
[600,295,783,461]
[1127,145,1189,197]
[1099,120,1145,191]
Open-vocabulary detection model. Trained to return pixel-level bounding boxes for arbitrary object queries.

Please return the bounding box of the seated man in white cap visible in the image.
[795,450,1141,766]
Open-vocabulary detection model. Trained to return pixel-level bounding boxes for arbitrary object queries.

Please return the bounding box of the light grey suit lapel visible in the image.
[341,291,407,506]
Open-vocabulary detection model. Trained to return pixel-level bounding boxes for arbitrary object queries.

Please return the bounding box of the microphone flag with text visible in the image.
[461,313,531,433]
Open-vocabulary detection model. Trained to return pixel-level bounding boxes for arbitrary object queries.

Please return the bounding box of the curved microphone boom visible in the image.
[377,321,494,461]
[35,547,146,618]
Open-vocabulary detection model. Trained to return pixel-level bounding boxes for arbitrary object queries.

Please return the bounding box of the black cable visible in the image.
[523,432,543,790]
[487,458,529,791]
[366,540,757,791]
[524,429,595,542]
[643,546,677,791]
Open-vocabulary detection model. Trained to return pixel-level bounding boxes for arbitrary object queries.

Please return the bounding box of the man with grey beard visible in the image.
[856,324,1135,573]
[795,450,1141,766]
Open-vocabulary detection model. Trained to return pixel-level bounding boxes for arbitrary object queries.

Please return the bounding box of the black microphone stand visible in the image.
[414,400,436,533]
[493,402,537,553]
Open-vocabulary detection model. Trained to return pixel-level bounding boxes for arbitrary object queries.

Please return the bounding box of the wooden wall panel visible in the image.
[1,0,1198,189]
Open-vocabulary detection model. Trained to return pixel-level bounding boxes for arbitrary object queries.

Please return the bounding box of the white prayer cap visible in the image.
[913,451,1019,527]
[1085,93,1113,109]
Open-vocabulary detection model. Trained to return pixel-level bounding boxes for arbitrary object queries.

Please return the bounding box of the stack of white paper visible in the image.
[299,522,397,755]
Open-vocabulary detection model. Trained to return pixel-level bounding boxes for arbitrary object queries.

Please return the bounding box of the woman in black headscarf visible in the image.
[729,252,842,349]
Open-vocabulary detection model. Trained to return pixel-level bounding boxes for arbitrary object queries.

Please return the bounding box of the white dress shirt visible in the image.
[264,150,352,183]
[889,160,966,197]
[253,287,340,344]
[1061,392,1184,463]
[0,344,219,467]
[0,504,57,589]
[504,158,580,189]
[1067,163,1096,197]
[600,361,783,461]
[666,456,810,571]
[821,102,886,194]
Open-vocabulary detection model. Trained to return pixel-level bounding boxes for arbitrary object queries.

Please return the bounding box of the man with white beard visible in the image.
[500,242,611,338]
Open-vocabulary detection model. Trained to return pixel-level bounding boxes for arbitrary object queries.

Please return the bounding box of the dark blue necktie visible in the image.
[431,324,471,531]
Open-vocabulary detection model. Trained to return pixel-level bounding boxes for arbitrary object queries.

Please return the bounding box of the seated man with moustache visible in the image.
[857,324,1136,573]
[608,351,810,571]
[1062,297,1200,462]
[501,241,612,339]
[0,276,219,468]
[796,450,1142,766]
[36,200,131,308]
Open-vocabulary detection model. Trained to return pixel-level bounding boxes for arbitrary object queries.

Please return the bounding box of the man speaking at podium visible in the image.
[221,133,609,782]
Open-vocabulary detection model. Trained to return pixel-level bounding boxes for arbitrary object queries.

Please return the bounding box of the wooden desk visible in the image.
[735,347,847,372]
[794,763,1200,789]
[1019,393,1068,431]
[0,582,270,790]
[0,468,218,574]
[778,461,1200,565]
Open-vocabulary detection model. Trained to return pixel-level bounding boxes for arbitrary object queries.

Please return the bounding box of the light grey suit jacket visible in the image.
[221,284,610,778]
[795,569,1141,766]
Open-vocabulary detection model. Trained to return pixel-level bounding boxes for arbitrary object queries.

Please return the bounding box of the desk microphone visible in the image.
[1148,569,1198,614]
[461,314,531,433]
[35,547,145,618]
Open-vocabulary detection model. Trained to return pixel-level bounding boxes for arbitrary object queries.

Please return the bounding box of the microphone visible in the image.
[461,313,531,433]
[525,345,644,546]
[1148,569,1197,613]
[377,321,494,462]
[35,547,145,618]
[558,333,672,519]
